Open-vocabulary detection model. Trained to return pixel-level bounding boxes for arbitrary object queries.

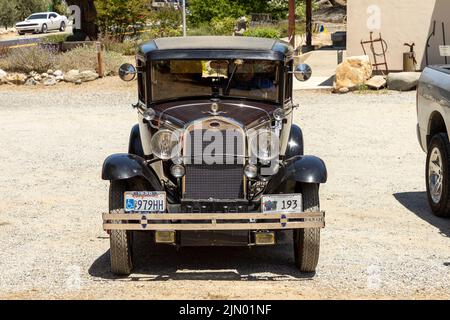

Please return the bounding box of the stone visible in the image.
[75,79,82,85]
[6,73,27,85]
[34,75,42,81]
[79,70,99,82]
[43,76,57,86]
[41,73,49,78]
[387,72,422,91]
[64,69,99,83]
[47,69,54,75]
[334,55,373,91]
[53,70,63,77]
[25,78,38,86]
[64,70,81,83]
[365,75,387,90]
[338,87,350,94]
[0,69,7,84]
[55,75,64,82]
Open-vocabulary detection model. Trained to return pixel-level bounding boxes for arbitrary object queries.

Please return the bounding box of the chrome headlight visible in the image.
[250,130,279,162]
[151,130,181,160]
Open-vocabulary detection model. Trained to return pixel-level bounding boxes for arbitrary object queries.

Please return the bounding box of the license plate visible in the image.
[262,194,303,213]
[124,192,166,213]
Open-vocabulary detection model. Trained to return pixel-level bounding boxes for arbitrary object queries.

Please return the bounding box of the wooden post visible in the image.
[306,0,313,47]
[96,41,104,78]
[288,0,296,47]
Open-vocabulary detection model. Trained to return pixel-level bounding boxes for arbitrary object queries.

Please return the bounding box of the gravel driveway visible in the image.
[0,79,449,299]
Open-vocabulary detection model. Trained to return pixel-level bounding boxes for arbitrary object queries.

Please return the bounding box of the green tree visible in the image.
[188,0,246,26]
[14,0,49,21]
[0,0,17,29]
[95,0,150,36]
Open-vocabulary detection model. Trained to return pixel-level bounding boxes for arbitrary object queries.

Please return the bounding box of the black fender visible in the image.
[101,153,163,191]
[128,124,145,158]
[266,155,327,194]
[285,124,304,158]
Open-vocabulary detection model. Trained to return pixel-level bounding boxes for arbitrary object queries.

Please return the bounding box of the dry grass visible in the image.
[0,45,127,76]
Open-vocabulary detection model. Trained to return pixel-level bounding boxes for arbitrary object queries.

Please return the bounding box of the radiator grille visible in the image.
[183,124,245,200]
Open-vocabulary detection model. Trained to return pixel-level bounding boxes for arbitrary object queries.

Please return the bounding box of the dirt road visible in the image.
[0,79,449,299]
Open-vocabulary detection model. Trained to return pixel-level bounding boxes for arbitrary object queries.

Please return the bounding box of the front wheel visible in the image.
[41,24,48,34]
[426,133,450,218]
[294,183,321,272]
[109,181,133,275]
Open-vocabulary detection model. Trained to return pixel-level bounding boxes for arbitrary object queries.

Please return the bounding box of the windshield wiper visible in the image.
[224,59,243,95]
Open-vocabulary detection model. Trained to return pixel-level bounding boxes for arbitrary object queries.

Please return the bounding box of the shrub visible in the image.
[56,45,127,76]
[210,17,236,36]
[243,27,281,39]
[42,34,69,44]
[0,46,58,73]
[99,34,138,56]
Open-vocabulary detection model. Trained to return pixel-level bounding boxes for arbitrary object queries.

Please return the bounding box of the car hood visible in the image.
[17,19,45,25]
[153,99,277,129]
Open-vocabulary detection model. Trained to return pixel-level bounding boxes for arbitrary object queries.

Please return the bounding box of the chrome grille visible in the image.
[183,118,246,200]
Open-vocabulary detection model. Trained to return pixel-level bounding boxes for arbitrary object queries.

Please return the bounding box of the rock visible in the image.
[41,73,49,78]
[43,76,57,86]
[29,71,38,77]
[33,75,42,82]
[55,75,64,82]
[334,55,373,91]
[338,87,350,94]
[387,72,422,91]
[0,69,7,84]
[64,69,99,83]
[75,79,82,85]
[6,73,27,85]
[47,69,54,75]
[79,70,99,82]
[365,75,387,90]
[53,70,63,77]
[25,78,38,86]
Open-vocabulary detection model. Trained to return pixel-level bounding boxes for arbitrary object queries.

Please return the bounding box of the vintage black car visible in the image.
[102,36,327,275]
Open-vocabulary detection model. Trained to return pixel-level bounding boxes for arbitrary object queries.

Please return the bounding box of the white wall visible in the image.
[347,0,450,71]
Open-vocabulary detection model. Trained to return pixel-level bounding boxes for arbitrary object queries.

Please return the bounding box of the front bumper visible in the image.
[16,26,40,32]
[103,210,325,231]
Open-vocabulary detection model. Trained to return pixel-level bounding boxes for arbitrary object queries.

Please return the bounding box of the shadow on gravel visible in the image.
[393,192,450,238]
[89,231,316,281]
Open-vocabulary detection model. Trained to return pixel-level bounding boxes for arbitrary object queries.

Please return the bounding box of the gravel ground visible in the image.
[0,79,449,300]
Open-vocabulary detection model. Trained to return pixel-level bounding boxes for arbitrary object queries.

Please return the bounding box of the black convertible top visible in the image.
[138,36,293,61]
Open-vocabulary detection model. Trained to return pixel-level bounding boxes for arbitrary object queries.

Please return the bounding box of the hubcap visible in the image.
[429,147,444,204]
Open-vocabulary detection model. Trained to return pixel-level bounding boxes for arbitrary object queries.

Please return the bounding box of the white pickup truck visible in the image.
[417,65,450,217]
[15,12,68,35]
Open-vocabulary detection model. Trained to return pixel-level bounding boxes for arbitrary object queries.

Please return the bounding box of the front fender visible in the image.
[101,153,163,191]
[266,155,327,194]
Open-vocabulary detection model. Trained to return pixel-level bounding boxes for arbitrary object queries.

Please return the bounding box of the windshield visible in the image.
[27,14,48,20]
[151,59,280,102]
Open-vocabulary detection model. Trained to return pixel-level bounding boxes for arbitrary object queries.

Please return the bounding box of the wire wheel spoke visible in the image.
[429,147,444,203]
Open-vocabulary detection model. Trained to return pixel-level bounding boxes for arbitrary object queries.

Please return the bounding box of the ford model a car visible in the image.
[102,37,327,275]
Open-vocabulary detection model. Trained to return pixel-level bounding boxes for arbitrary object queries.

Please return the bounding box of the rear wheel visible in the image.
[109,180,133,275]
[426,133,450,218]
[294,183,321,272]
[59,22,66,32]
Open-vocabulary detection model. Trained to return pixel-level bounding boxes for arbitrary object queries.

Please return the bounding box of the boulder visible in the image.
[53,70,63,77]
[334,55,373,91]
[55,75,64,82]
[47,69,54,75]
[6,73,27,85]
[43,77,57,86]
[0,69,7,84]
[365,75,387,90]
[34,75,42,81]
[387,72,422,91]
[79,70,99,82]
[64,70,99,83]
[25,78,38,86]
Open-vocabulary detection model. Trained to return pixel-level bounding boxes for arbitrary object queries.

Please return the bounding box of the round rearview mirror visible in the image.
[293,64,312,82]
[119,63,137,82]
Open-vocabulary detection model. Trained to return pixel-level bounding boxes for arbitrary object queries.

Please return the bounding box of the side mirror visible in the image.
[119,63,137,82]
[293,64,312,82]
